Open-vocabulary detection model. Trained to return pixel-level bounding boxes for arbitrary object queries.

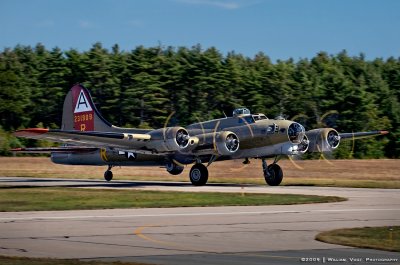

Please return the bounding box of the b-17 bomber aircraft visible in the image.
[13,84,388,186]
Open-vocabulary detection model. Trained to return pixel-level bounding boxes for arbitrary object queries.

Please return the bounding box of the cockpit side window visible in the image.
[252,114,268,121]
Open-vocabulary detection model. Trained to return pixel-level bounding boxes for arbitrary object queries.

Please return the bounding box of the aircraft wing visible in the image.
[11,146,99,153]
[339,130,389,140]
[14,128,153,152]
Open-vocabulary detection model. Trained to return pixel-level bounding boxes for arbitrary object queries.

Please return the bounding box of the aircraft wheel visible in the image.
[104,170,113,181]
[264,164,283,186]
[166,161,184,175]
[189,164,208,186]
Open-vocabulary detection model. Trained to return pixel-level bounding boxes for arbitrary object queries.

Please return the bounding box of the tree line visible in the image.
[0,43,399,158]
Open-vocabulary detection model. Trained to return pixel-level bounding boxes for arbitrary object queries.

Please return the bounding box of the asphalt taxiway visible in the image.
[0,177,399,264]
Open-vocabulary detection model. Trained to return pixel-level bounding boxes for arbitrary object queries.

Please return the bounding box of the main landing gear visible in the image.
[166,157,282,186]
[189,163,208,186]
[166,159,209,186]
[104,165,113,181]
[262,158,283,186]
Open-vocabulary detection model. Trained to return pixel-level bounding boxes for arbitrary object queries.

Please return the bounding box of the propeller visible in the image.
[176,129,190,148]
[288,110,354,169]
[327,130,340,149]
[225,133,239,152]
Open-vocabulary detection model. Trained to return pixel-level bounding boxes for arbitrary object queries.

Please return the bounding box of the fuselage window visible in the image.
[252,114,268,121]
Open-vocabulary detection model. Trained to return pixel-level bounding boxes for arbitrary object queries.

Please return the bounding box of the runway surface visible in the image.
[0,177,399,264]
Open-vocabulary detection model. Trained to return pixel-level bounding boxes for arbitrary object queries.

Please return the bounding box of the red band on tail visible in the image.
[71,85,95,131]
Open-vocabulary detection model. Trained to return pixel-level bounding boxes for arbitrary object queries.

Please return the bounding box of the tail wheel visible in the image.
[189,164,208,186]
[166,161,184,175]
[104,165,113,181]
[264,164,283,186]
[104,170,113,181]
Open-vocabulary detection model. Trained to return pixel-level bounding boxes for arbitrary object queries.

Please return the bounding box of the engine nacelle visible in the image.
[189,131,240,156]
[215,131,240,156]
[180,136,200,153]
[306,128,340,153]
[146,127,190,152]
[297,134,309,154]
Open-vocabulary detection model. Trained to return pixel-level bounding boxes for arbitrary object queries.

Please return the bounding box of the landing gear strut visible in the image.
[189,163,208,186]
[262,158,283,186]
[104,165,113,181]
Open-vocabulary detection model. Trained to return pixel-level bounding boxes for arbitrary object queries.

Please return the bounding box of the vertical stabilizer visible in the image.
[62,84,112,131]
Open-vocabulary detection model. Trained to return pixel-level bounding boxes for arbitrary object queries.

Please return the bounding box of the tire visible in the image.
[264,164,283,186]
[189,164,209,186]
[166,161,184,175]
[104,170,113,181]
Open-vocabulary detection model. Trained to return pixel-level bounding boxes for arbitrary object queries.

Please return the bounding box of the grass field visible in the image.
[0,186,345,211]
[316,226,400,252]
[1,157,399,188]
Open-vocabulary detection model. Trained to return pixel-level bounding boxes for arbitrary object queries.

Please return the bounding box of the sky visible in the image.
[1,0,399,61]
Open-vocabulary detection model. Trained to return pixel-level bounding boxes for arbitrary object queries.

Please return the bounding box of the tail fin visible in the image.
[61,84,112,131]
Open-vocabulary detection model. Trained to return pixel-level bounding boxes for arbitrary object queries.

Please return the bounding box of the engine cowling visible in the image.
[297,134,309,154]
[147,127,190,152]
[185,131,240,156]
[180,136,199,153]
[306,128,340,153]
[215,131,240,156]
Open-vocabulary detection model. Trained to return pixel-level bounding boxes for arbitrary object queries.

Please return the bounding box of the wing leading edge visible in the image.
[11,146,99,153]
[339,130,389,140]
[13,128,152,152]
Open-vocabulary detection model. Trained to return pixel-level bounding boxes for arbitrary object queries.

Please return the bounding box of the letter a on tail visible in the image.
[72,85,95,131]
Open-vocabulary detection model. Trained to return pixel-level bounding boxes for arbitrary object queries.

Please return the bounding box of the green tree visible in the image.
[82,42,120,123]
[0,43,396,158]
[120,46,170,128]
[0,47,31,130]
[30,47,70,128]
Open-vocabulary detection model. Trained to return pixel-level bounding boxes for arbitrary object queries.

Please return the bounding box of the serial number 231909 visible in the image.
[74,113,93,122]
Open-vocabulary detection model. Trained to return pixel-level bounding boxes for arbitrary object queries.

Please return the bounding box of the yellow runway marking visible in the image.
[134,225,304,261]
[134,225,180,247]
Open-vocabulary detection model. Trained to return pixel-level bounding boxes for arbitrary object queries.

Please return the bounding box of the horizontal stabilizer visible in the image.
[13,128,49,138]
